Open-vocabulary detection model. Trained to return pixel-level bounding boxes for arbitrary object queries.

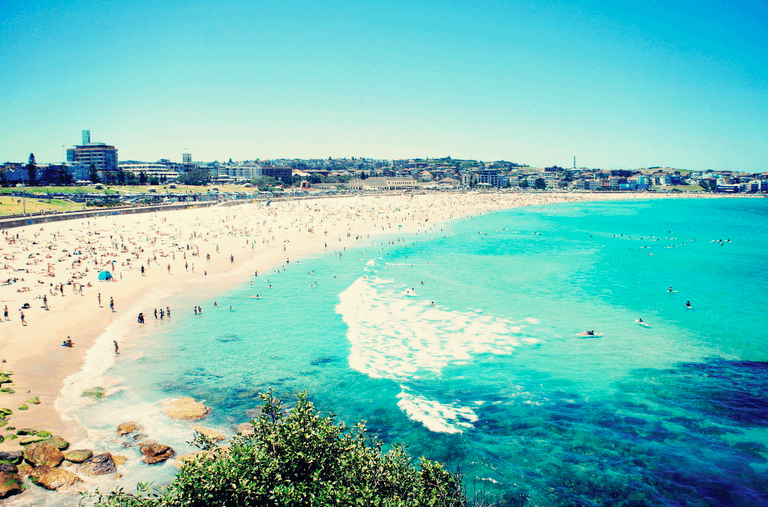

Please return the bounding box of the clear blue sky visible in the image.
[2,0,766,171]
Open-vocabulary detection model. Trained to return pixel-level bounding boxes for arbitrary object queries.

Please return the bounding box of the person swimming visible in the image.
[685,301,692,308]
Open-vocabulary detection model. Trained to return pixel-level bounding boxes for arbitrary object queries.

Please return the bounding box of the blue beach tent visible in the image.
[98,270,113,281]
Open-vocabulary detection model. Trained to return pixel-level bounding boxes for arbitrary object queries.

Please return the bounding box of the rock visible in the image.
[17,404,28,411]
[24,441,64,467]
[0,463,17,473]
[61,460,72,467]
[244,407,262,418]
[46,435,70,450]
[113,455,127,466]
[0,408,11,416]
[36,430,51,438]
[162,398,211,421]
[26,397,40,405]
[139,443,175,465]
[0,388,15,394]
[18,435,46,446]
[81,387,105,399]
[236,422,255,436]
[192,425,225,442]
[65,449,93,463]
[16,428,37,436]
[117,422,141,436]
[4,434,16,441]
[16,463,32,477]
[28,465,82,490]
[0,420,6,428]
[77,452,117,476]
[0,375,12,385]
[0,471,23,498]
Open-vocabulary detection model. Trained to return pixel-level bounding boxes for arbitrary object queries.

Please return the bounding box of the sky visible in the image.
[1,0,766,171]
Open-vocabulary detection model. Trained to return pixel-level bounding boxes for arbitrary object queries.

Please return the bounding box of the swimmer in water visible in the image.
[685,301,691,308]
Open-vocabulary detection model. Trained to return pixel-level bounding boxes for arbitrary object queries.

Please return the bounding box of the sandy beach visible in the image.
[0,191,737,478]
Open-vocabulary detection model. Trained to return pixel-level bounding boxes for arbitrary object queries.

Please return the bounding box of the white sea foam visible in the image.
[55,284,182,425]
[396,390,478,434]
[337,276,539,381]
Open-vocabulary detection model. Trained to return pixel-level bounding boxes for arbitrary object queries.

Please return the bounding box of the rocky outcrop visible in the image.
[236,423,255,436]
[113,455,127,466]
[23,441,64,467]
[77,452,117,476]
[28,466,82,490]
[162,398,211,421]
[65,449,93,463]
[140,443,175,465]
[117,422,141,436]
[0,471,23,498]
[192,425,225,442]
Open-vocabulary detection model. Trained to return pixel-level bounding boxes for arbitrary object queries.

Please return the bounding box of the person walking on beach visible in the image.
[98,293,102,307]
[3,305,8,321]
[20,311,26,326]
[110,297,114,312]
[114,340,119,353]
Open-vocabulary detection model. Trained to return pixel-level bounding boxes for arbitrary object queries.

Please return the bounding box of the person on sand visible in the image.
[110,297,114,312]
[20,311,26,326]
[114,340,119,353]
[4,305,8,321]
[62,337,74,347]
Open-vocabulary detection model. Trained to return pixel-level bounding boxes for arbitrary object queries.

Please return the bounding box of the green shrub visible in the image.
[81,390,466,507]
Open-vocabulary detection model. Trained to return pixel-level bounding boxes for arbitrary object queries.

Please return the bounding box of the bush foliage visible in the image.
[81,391,466,507]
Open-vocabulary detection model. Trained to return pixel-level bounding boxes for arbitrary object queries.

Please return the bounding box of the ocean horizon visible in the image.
[42,197,768,507]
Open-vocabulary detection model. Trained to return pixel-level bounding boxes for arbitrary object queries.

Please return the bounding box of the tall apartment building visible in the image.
[66,131,118,172]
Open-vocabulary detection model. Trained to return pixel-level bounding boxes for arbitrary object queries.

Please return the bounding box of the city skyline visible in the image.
[2,0,766,171]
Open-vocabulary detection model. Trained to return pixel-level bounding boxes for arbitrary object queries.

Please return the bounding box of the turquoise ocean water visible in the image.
[58,197,768,507]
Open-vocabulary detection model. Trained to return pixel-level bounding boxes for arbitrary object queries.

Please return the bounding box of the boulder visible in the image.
[117,422,141,436]
[162,398,211,421]
[0,463,17,473]
[139,443,175,465]
[26,397,41,405]
[77,452,117,476]
[18,435,46,446]
[46,435,70,450]
[192,425,225,442]
[28,465,82,490]
[24,441,64,467]
[64,449,93,463]
[36,430,51,438]
[16,428,37,435]
[0,471,22,498]
[113,455,127,466]
[236,422,255,436]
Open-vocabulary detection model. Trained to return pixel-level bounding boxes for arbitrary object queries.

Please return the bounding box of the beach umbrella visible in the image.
[98,270,113,281]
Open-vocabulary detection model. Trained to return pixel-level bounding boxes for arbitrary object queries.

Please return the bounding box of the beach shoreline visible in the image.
[0,191,751,487]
